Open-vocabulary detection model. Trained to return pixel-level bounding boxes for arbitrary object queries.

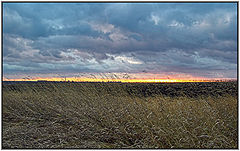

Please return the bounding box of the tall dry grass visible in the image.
[2,82,238,148]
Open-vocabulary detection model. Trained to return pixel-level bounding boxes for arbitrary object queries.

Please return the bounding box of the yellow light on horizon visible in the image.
[2,77,228,83]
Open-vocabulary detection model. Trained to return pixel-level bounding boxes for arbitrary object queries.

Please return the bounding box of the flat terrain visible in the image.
[2,82,238,148]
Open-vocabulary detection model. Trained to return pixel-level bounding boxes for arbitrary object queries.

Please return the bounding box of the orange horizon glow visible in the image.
[2,77,235,83]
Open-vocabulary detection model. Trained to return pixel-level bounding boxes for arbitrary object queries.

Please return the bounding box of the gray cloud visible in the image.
[3,3,237,79]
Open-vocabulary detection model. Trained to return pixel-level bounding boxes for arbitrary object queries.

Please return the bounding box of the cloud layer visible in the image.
[3,3,237,79]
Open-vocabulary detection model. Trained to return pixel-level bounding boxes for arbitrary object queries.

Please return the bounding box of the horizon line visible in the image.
[2,77,237,83]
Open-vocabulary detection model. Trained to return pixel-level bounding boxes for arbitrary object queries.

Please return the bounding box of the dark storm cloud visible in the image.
[3,3,237,78]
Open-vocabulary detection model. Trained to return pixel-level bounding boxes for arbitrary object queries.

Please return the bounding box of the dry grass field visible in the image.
[2,82,238,149]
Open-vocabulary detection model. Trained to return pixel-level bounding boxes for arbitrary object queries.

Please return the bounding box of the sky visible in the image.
[3,3,238,80]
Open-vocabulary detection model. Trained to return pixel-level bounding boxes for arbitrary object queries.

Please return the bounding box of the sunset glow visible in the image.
[3,77,233,83]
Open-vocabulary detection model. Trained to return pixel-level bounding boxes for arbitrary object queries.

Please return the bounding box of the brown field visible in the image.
[2,82,238,149]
